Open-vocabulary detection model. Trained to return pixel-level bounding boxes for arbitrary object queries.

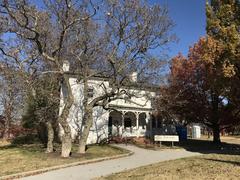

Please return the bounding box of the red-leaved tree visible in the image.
[159,36,240,143]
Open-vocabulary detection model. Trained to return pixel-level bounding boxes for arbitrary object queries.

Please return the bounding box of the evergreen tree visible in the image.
[22,74,60,151]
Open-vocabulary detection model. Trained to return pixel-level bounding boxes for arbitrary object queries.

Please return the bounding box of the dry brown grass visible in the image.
[99,153,240,180]
[0,142,128,176]
[99,137,240,180]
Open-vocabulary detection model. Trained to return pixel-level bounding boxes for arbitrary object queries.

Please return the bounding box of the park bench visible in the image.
[154,135,179,147]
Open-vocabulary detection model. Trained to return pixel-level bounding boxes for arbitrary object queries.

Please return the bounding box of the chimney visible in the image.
[63,61,70,72]
[130,72,138,82]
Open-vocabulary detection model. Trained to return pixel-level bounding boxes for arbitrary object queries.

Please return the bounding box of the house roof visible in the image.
[65,71,159,92]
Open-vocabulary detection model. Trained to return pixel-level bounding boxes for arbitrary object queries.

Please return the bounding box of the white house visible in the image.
[60,62,161,144]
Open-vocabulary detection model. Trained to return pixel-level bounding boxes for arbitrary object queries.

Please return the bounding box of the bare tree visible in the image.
[0,0,175,156]
[68,0,175,153]
[0,0,89,157]
[0,62,23,139]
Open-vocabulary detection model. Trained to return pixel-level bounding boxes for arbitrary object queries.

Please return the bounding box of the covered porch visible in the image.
[108,109,159,138]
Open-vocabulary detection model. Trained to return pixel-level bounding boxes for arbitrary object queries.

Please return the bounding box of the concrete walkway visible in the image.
[21,144,201,180]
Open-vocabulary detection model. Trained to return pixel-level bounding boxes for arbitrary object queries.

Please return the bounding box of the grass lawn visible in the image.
[99,136,240,180]
[99,153,240,180]
[0,141,128,177]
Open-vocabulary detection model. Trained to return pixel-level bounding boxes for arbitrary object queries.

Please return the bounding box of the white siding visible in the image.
[59,77,155,144]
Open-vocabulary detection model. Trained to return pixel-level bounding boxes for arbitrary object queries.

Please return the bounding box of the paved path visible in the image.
[21,144,201,180]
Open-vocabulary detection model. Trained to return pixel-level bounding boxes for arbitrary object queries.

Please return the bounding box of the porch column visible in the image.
[121,112,124,136]
[136,112,140,137]
[150,114,154,139]
[122,113,124,128]
[136,112,139,129]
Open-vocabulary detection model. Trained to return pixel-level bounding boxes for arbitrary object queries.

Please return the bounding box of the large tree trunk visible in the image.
[78,107,93,154]
[59,75,74,157]
[210,92,221,144]
[61,131,72,157]
[45,121,54,153]
[212,124,221,144]
[59,109,73,157]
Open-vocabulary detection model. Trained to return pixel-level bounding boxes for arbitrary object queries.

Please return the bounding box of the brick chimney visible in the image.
[63,61,70,72]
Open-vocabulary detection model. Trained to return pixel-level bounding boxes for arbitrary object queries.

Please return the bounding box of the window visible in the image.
[139,113,146,129]
[124,118,132,128]
[87,87,94,98]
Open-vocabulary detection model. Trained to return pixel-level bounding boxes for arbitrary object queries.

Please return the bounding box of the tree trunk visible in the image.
[213,124,221,144]
[59,112,72,157]
[2,101,13,140]
[59,110,73,157]
[59,74,74,157]
[61,132,72,157]
[2,113,11,140]
[45,121,54,153]
[210,92,221,144]
[2,119,10,140]
[53,120,61,143]
[2,127,9,140]
[78,107,93,154]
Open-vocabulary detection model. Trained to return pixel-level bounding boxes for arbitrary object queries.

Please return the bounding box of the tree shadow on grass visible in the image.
[161,139,240,155]
[0,143,20,150]
[130,137,240,156]
[205,158,240,166]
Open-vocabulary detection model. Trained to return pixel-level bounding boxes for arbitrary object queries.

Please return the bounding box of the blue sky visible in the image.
[151,0,206,58]
[32,0,206,59]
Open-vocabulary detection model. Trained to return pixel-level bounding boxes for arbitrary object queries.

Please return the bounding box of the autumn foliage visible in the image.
[160,36,240,143]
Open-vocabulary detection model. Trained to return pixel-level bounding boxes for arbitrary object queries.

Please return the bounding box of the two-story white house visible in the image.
[60,62,160,144]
